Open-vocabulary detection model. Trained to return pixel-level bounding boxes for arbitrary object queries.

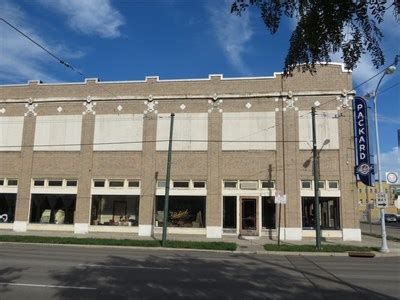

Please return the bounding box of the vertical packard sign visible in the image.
[353,96,373,186]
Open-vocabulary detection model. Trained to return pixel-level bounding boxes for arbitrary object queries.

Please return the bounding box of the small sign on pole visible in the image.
[274,191,287,204]
[376,192,388,208]
[386,172,399,184]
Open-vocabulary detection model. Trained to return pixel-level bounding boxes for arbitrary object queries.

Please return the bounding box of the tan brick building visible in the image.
[357,181,400,221]
[0,63,361,241]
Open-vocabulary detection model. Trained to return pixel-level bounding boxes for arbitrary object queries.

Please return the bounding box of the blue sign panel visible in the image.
[353,96,374,186]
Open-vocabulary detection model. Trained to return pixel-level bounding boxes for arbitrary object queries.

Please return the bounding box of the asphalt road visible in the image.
[0,243,399,299]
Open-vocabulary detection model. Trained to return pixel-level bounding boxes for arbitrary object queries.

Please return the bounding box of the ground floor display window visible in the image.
[30,194,76,224]
[302,197,340,229]
[91,195,139,226]
[0,194,16,223]
[223,196,237,229]
[262,197,276,229]
[155,196,205,228]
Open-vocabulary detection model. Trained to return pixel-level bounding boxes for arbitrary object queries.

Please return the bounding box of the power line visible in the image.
[0,17,121,99]
[352,69,386,91]
[380,81,400,94]
[0,139,311,149]
[1,15,390,136]
[0,17,82,76]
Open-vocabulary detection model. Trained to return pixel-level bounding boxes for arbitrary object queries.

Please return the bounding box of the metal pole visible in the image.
[162,113,175,247]
[277,203,282,247]
[373,78,389,253]
[311,106,322,249]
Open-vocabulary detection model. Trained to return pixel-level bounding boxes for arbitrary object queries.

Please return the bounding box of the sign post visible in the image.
[367,202,374,233]
[274,191,287,247]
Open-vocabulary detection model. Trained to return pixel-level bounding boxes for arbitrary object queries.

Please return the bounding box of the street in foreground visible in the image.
[0,243,399,299]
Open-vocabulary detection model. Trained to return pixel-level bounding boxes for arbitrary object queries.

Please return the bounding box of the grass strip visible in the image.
[362,232,400,242]
[264,244,379,252]
[0,235,236,251]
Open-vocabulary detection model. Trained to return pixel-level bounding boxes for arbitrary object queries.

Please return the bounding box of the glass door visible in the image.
[240,197,257,236]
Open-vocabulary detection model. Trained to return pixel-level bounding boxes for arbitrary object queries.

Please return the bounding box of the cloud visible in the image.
[206,0,253,74]
[0,1,83,83]
[380,147,400,177]
[331,6,400,94]
[38,0,124,39]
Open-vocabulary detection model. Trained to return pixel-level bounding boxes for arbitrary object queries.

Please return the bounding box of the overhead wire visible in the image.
[0,17,120,99]
[0,138,310,149]
[379,81,400,94]
[0,15,394,141]
[0,17,82,76]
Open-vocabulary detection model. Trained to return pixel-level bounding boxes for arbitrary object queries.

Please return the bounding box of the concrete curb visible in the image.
[1,241,399,257]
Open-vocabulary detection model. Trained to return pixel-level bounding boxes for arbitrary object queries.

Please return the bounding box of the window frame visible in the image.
[33,180,46,187]
[301,180,312,189]
[93,180,106,188]
[128,180,140,188]
[172,181,190,189]
[109,180,125,188]
[7,179,18,186]
[193,181,206,189]
[261,181,275,189]
[48,180,63,187]
[318,180,326,189]
[328,181,339,190]
[224,181,238,189]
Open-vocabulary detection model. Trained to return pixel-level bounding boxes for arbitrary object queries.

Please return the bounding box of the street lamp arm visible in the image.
[373,72,387,103]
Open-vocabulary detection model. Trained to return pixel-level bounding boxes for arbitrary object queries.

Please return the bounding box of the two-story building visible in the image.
[0,63,361,240]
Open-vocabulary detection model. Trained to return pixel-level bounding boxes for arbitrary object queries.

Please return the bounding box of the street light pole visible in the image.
[162,113,175,247]
[370,62,397,253]
[311,105,322,250]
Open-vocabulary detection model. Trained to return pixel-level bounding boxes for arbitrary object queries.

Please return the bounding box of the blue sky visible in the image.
[0,0,399,175]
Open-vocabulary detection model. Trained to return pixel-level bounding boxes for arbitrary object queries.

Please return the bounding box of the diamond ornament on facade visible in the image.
[144,99,158,115]
[117,105,123,112]
[336,90,353,110]
[180,104,186,110]
[24,98,38,116]
[283,96,298,111]
[208,95,223,113]
[57,106,63,113]
[245,102,252,109]
[0,108,5,114]
[83,96,96,115]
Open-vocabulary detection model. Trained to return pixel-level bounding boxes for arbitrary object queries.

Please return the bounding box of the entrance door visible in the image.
[240,197,258,236]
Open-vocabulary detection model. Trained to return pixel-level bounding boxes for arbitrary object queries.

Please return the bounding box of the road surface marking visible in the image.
[0,282,96,290]
[78,263,170,270]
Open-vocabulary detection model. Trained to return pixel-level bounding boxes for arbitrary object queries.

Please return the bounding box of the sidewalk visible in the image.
[1,229,399,255]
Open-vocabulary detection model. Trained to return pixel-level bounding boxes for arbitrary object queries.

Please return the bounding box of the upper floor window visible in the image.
[301,180,312,189]
[173,181,190,188]
[224,181,238,189]
[328,181,339,189]
[7,179,18,186]
[128,180,140,188]
[193,181,206,188]
[261,181,275,189]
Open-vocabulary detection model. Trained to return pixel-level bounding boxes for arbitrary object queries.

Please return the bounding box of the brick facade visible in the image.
[0,64,361,240]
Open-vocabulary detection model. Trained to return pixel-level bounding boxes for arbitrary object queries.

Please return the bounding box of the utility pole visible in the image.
[311,106,322,250]
[162,113,175,247]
